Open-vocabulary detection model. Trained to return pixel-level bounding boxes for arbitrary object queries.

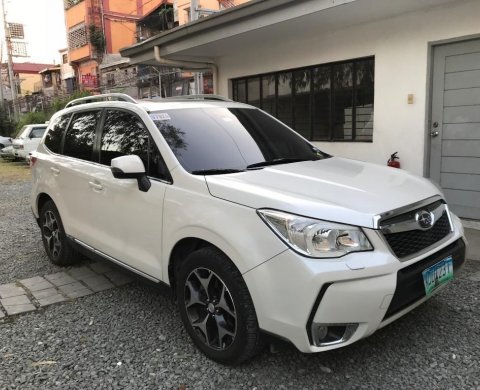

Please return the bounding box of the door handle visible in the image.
[88,181,103,191]
[50,167,60,175]
[430,130,439,137]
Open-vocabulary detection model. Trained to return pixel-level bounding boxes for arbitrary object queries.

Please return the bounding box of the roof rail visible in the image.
[65,93,137,108]
[150,94,232,102]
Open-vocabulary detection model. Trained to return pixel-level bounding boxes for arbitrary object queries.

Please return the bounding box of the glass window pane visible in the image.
[235,79,246,103]
[293,70,311,139]
[100,110,149,168]
[247,77,260,108]
[312,66,331,141]
[30,127,47,138]
[45,115,70,153]
[64,111,100,161]
[355,59,374,141]
[151,107,326,173]
[277,72,293,128]
[333,63,354,140]
[261,75,276,116]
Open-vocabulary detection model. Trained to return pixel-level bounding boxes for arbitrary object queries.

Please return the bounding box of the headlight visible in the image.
[258,209,373,258]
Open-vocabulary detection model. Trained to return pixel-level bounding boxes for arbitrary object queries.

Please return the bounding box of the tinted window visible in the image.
[232,57,374,142]
[152,107,326,173]
[45,115,70,153]
[64,111,100,161]
[100,110,169,180]
[30,127,47,138]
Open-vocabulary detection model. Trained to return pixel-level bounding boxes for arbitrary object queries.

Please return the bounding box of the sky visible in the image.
[1,0,67,65]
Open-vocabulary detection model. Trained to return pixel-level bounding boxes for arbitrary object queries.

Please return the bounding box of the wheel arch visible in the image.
[167,236,240,297]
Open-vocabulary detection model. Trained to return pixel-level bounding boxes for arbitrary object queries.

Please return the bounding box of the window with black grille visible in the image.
[232,57,374,142]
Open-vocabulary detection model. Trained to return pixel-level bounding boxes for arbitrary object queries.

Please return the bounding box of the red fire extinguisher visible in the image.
[387,152,401,168]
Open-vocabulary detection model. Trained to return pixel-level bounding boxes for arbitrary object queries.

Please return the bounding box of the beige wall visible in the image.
[175,0,250,26]
[18,73,41,96]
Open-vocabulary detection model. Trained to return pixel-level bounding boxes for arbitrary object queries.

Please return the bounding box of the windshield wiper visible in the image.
[191,168,246,175]
[246,157,319,170]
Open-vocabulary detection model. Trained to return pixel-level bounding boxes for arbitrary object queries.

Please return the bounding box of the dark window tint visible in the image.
[231,57,374,142]
[333,62,354,140]
[152,107,326,173]
[30,127,47,138]
[262,75,276,116]
[100,110,169,181]
[294,70,311,139]
[247,77,260,108]
[63,111,100,161]
[312,66,331,140]
[277,72,293,128]
[45,115,70,153]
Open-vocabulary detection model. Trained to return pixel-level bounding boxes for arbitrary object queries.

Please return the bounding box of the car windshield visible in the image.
[151,107,328,174]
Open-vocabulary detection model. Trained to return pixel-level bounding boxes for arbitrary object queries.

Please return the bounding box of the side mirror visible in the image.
[110,155,151,192]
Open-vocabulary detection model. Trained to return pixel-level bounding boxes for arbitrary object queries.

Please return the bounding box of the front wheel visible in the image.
[176,247,263,365]
[40,200,80,266]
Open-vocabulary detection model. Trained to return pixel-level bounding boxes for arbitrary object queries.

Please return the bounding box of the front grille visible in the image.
[384,239,466,320]
[383,211,451,258]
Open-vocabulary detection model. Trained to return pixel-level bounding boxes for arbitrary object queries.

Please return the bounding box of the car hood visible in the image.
[205,157,441,228]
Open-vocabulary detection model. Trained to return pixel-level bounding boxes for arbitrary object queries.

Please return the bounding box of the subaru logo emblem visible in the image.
[415,210,435,230]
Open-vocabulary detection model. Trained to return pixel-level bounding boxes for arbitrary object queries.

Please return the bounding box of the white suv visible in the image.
[31,93,466,365]
[13,123,48,162]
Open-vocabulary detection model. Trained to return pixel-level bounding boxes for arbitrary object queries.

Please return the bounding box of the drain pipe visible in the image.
[154,46,218,94]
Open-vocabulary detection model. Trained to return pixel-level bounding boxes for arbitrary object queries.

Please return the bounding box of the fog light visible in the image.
[311,323,358,347]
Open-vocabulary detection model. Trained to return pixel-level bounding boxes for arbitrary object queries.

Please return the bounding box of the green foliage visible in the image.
[0,108,15,137]
[50,91,91,115]
[89,24,105,55]
[16,112,49,131]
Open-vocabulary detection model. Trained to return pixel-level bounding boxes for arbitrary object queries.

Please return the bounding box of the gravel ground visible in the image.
[1,179,479,389]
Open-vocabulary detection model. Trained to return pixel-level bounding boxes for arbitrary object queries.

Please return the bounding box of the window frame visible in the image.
[97,108,173,184]
[61,109,103,162]
[231,56,374,143]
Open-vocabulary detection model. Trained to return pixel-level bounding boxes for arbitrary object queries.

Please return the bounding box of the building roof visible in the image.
[13,62,57,74]
[120,0,460,66]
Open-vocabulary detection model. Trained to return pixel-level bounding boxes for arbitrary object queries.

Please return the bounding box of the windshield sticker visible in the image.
[150,113,171,121]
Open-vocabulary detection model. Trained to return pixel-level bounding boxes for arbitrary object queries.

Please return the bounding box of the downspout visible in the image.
[154,45,218,94]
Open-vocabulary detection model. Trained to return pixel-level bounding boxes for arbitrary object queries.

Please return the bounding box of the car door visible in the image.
[53,110,104,246]
[85,108,170,280]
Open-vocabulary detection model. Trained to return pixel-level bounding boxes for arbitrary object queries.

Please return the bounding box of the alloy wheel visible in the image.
[184,267,237,350]
[42,210,62,258]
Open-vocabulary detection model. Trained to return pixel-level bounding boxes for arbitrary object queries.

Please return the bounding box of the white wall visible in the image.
[217,0,480,176]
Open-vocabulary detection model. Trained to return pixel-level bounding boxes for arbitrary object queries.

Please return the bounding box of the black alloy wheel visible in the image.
[176,247,263,365]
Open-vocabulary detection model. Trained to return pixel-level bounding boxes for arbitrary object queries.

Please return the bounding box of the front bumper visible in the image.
[243,215,465,353]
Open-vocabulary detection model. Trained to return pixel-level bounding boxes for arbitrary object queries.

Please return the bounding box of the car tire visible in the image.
[176,247,264,365]
[40,200,80,266]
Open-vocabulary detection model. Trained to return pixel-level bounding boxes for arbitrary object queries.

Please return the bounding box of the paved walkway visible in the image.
[0,262,133,318]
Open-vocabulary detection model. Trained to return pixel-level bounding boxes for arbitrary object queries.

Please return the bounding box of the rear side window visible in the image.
[45,116,70,153]
[100,109,170,181]
[30,127,47,138]
[64,111,101,161]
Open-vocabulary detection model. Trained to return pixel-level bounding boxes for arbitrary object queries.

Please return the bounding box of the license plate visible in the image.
[422,256,454,296]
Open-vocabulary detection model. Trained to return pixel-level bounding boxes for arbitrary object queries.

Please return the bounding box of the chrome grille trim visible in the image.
[379,202,449,234]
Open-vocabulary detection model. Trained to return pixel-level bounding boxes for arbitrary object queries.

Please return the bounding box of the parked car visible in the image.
[0,135,13,149]
[0,145,15,160]
[30,93,466,365]
[13,124,48,162]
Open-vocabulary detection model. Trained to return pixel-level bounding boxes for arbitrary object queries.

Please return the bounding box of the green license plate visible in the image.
[422,256,454,296]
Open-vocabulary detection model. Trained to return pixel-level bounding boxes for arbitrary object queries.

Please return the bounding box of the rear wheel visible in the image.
[40,200,80,266]
[176,247,263,365]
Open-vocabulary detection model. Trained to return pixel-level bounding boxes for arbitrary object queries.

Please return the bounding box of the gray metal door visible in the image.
[430,39,480,219]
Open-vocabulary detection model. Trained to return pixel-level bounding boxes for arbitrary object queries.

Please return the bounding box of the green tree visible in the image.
[0,107,16,136]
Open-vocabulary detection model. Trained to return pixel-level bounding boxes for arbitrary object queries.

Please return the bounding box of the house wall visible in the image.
[18,73,41,96]
[217,0,480,176]
[175,0,250,26]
